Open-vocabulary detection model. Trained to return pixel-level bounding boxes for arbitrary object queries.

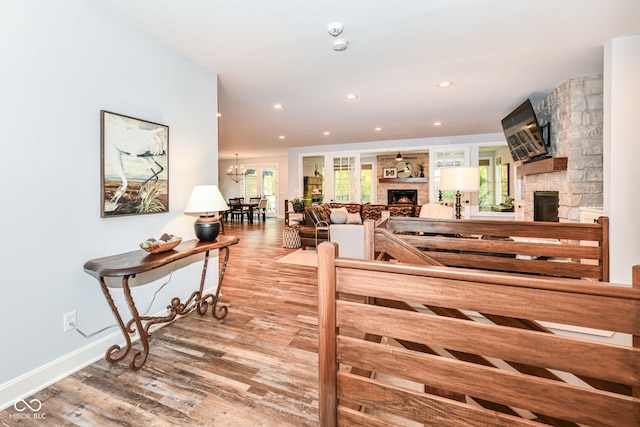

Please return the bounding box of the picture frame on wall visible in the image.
[100,110,169,217]
[383,168,397,178]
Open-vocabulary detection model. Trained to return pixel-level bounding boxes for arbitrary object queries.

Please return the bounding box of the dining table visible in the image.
[225,202,258,224]
[241,202,258,223]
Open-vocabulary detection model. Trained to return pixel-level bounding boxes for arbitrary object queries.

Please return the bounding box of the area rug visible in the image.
[276,248,317,267]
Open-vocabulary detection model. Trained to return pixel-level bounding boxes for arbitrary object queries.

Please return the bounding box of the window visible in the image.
[478,150,512,211]
[261,168,277,213]
[360,163,373,203]
[244,169,259,199]
[333,157,356,202]
[478,159,492,211]
[242,165,278,214]
[432,150,465,204]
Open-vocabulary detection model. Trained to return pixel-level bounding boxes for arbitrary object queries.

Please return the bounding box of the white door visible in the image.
[243,164,278,216]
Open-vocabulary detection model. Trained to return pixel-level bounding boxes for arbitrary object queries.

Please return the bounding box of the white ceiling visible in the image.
[86,0,640,159]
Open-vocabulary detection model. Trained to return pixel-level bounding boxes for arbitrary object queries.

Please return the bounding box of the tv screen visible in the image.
[501,99,548,162]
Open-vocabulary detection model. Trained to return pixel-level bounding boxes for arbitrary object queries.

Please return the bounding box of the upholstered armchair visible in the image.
[418,203,455,219]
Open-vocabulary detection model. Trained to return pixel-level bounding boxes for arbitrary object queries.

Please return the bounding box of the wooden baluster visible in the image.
[317,242,338,426]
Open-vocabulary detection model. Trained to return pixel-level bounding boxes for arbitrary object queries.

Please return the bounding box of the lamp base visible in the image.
[454,190,462,220]
[194,215,220,241]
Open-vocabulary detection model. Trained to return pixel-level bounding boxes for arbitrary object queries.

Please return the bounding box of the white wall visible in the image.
[0,1,219,407]
[604,35,640,284]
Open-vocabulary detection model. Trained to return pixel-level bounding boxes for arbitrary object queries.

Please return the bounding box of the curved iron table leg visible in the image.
[99,276,132,364]
[121,275,149,370]
[197,246,231,320]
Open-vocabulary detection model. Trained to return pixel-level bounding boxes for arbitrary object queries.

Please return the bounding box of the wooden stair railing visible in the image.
[318,241,640,426]
[366,216,609,281]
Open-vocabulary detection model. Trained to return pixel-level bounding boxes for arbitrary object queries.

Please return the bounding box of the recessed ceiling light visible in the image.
[345,93,358,100]
[323,131,330,135]
[273,104,283,109]
[278,135,285,139]
[433,122,442,126]
[437,81,453,88]
[374,127,382,131]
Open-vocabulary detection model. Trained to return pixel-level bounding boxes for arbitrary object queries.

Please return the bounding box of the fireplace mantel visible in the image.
[516,157,567,177]
[379,177,428,183]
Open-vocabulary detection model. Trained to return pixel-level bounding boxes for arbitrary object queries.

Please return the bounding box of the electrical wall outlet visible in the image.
[63,311,77,332]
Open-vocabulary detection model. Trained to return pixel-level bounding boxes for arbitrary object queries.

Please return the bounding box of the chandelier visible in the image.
[226,154,245,182]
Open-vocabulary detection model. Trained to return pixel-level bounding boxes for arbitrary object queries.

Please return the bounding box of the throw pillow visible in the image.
[346,212,362,224]
[330,210,348,224]
[330,207,348,214]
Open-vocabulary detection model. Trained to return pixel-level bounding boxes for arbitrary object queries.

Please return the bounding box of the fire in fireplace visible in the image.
[534,191,559,222]
[388,189,418,205]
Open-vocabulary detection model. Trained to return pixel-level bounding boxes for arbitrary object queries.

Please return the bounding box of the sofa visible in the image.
[297,202,425,249]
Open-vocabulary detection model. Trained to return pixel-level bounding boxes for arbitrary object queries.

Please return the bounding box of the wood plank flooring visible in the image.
[1,219,320,426]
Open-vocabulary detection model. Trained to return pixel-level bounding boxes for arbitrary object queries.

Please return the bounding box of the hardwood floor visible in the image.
[2,219,320,426]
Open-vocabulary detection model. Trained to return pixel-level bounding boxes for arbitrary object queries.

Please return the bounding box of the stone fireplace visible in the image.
[376,153,429,206]
[388,189,418,205]
[520,74,604,222]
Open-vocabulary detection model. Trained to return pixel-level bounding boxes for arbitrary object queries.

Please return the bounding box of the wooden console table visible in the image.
[83,236,239,370]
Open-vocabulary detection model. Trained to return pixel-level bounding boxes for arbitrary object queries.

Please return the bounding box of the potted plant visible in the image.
[417,162,425,177]
[291,197,305,213]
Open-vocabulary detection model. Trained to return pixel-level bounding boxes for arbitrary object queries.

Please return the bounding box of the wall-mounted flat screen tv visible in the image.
[501,99,548,162]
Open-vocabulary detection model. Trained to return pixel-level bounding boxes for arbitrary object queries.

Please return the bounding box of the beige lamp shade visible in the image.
[184,185,229,215]
[439,167,480,191]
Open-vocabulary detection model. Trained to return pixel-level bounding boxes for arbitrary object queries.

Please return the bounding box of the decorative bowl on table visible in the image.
[139,234,182,253]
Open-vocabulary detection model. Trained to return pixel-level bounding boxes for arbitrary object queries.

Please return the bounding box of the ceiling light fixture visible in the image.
[226,154,245,183]
[433,122,442,126]
[374,127,382,131]
[332,39,348,51]
[278,135,285,139]
[345,93,358,100]
[396,152,403,161]
[437,81,453,88]
[323,131,330,135]
[273,104,283,109]
[328,22,343,37]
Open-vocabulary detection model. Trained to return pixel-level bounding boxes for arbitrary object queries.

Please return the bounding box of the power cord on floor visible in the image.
[71,270,175,339]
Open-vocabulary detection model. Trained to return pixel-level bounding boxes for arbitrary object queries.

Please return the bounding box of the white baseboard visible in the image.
[0,331,124,411]
[0,286,221,412]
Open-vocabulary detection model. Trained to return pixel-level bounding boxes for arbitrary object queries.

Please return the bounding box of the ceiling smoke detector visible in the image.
[333,39,348,51]
[328,22,343,37]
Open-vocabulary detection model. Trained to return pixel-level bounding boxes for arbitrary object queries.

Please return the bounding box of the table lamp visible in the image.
[439,167,479,219]
[184,185,229,241]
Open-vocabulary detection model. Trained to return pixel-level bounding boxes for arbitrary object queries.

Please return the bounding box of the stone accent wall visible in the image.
[521,74,603,221]
[376,154,429,205]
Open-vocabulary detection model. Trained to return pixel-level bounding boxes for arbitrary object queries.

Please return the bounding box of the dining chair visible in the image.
[228,198,247,222]
[254,198,268,221]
